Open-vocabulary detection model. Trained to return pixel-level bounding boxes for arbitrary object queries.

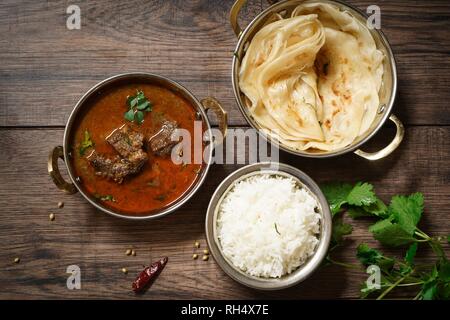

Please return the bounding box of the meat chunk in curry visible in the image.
[106,124,148,171]
[88,125,148,183]
[88,152,132,184]
[107,125,145,159]
[148,119,179,156]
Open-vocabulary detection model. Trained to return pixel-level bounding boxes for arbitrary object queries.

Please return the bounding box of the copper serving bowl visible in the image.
[230,0,404,160]
[48,73,227,220]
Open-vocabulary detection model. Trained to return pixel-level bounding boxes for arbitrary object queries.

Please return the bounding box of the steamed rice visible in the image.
[217,174,321,278]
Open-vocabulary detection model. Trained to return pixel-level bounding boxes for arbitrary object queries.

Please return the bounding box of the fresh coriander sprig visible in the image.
[79,130,94,156]
[322,182,449,300]
[124,90,152,124]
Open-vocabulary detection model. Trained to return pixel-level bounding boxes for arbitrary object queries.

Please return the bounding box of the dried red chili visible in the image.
[132,257,168,294]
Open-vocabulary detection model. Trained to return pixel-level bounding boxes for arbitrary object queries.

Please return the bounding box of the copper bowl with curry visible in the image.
[48,73,227,220]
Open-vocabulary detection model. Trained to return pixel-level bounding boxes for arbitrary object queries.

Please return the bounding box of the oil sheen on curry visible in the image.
[71,82,204,215]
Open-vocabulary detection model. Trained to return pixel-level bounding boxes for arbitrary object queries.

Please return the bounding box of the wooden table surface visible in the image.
[0,0,449,299]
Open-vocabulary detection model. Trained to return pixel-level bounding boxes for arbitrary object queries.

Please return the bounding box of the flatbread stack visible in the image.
[239,3,384,151]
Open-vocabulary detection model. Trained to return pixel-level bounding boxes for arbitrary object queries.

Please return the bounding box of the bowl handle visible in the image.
[230,0,248,37]
[48,146,78,194]
[354,114,405,161]
[201,97,228,146]
[230,0,281,37]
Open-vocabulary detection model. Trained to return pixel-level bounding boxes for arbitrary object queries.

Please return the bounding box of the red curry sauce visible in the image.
[71,82,204,215]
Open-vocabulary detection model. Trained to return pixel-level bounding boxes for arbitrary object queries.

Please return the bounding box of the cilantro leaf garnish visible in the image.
[79,130,94,156]
[95,194,116,202]
[124,90,152,124]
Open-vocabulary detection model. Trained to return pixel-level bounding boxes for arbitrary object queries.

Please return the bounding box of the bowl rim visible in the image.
[62,72,213,220]
[231,0,398,158]
[205,162,332,290]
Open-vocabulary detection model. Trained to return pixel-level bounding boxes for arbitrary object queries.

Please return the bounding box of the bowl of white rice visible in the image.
[205,162,331,290]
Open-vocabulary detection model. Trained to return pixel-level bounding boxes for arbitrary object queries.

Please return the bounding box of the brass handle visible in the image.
[354,114,405,161]
[48,146,77,194]
[230,0,248,37]
[201,97,228,146]
[230,0,280,37]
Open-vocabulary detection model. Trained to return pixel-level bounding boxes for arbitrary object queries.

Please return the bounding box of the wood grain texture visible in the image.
[0,0,449,300]
[0,126,448,299]
[0,0,449,127]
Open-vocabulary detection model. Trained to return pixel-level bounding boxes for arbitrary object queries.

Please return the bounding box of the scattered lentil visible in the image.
[49,213,55,221]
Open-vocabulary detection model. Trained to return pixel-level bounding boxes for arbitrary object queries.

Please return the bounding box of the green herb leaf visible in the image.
[439,259,450,282]
[360,281,381,299]
[124,90,152,124]
[322,183,352,215]
[388,193,424,236]
[347,198,388,219]
[79,130,94,156]
[332,215,353,245]
[369,218,415,247]
[347,207,370,219]
[421,280,438,300]
[324,181,448,300]
[405,243,418,266]
[347,182,377,207]
[124,109,135,122]
[127,95,138,108]
[135,110,144,124]
[356,243,395,271]
[362,198,389,218]
[137,100,150,111]
[136,90,145,103]
[95,194,116,202]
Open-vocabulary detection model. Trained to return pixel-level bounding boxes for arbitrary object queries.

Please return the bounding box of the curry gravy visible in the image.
[71,82,204,215]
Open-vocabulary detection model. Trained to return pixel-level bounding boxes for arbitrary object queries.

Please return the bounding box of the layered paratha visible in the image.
[239,3,384,152]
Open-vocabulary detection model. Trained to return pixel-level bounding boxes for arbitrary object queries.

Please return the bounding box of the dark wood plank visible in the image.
[0,0,449,127]
[0,126,448,299]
